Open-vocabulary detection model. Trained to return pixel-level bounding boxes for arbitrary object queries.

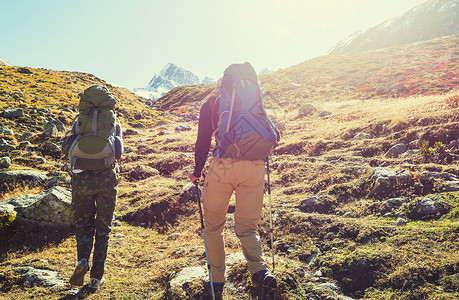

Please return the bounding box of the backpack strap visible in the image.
[226,89,236,133]
[92,105,98,137]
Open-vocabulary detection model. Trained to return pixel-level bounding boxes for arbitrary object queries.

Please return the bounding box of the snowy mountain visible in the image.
[329,0,459,54]
[133,63,213,100]
[0,57,12,66]
[258,67,274,76]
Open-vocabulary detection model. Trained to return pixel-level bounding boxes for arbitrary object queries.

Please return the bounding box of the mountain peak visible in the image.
[133,63,206,100]
[0,57,12,66]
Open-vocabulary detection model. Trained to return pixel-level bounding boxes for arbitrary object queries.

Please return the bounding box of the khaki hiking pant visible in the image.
[202,158,268,282]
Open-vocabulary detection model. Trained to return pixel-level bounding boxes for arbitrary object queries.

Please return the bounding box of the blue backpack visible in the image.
[213,62,278,160]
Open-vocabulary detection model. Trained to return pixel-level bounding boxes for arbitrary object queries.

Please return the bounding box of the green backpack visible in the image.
[65,85,122,170]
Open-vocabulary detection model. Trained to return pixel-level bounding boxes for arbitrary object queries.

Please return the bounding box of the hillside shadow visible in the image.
[0,221,73,262]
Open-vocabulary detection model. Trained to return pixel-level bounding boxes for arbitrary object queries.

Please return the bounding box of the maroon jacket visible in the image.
[193,96,218,178]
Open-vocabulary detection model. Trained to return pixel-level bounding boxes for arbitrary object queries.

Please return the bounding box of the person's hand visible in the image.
[189,173,199,185]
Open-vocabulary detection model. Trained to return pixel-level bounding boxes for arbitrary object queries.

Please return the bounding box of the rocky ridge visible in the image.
[328,0,459,54]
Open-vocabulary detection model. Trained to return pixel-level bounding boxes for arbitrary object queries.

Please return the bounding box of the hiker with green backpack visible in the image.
[62,84,123,290]
[190,62,280,299]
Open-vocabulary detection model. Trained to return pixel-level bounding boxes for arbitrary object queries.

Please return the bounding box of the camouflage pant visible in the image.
[71,168,118,280]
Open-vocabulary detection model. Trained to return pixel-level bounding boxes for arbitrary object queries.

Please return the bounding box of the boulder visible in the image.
[408,197,445,220]
[2,108,25,119]
[298,104,317,118]
[44,119,65,132]
[369,168,414,198]
[0,156,11,169]
[385,143,407,158]
[168,267,207,295]
[379,197,409,214]
[354,132,373,140]
[14,266,65,288]
[0,170,47,192]
[43,123,58,137]
[42,141,61,157]
[319,111,332,118]
[389,83,409,94]
[420,171,459,193]
[16,67,33,74]
[298,195,336,214]
[0,203,17,228]
[3,186,72,226]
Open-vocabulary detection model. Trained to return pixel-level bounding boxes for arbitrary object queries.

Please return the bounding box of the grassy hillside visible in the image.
[154,35,458,110]
[0,35,459,299]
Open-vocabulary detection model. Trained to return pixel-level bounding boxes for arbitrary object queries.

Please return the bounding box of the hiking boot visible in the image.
[204,281,224,300]
[256,270,277,300]
[88,277,105,290]
[69,258,89,286]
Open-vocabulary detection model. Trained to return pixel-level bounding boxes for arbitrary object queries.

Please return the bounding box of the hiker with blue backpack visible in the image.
[190,62,280,299]
[62,84,123,290]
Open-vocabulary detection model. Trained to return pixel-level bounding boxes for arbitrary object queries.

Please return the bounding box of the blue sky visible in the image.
[1,0,427,90]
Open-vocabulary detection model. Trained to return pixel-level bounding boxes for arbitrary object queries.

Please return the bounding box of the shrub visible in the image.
[445,95,459,107]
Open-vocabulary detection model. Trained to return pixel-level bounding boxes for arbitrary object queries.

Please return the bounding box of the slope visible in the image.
[0,38,459,300]
[328,0,459,54]
[153,35,459,111]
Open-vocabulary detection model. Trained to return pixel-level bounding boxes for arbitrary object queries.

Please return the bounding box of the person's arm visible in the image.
[192,98,215,180]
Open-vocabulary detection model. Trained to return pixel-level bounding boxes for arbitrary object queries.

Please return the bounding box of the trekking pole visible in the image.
[266,159,275,271]
[194,182,215,300]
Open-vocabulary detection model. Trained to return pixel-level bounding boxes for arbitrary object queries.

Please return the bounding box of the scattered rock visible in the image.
[155,120,169,127]
[354,132,373,140]
[396,217,407,226]
[298,104,317,118]
[0,156,11,169]
[320,282,339,291]
[369,168,414,198]
[298,195,336,214]
[175,125,192,132]
[42,141,61,157]
[319,111,332,118]
[385,143,407,158]
[126,165,160,181]
[17,67,33,74]
[14,266,65,288]
[379,197,409,214]
[124,128,139,136]
[0,169,47,192]
[3,186,72,226]
[389,83,409,94]
[168,266,207,294]
[2,108,25,119]
[408,139,422,149]
[0,126,14,135]
[20,132,34,141]
[447,140,458,149]
[167,233,182,240]
[44,119,65,132]
[400,149,419,158]
[0,203,17,227]
[0,138,16,152]
[43,123,58,137]
[409,197,445,219]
